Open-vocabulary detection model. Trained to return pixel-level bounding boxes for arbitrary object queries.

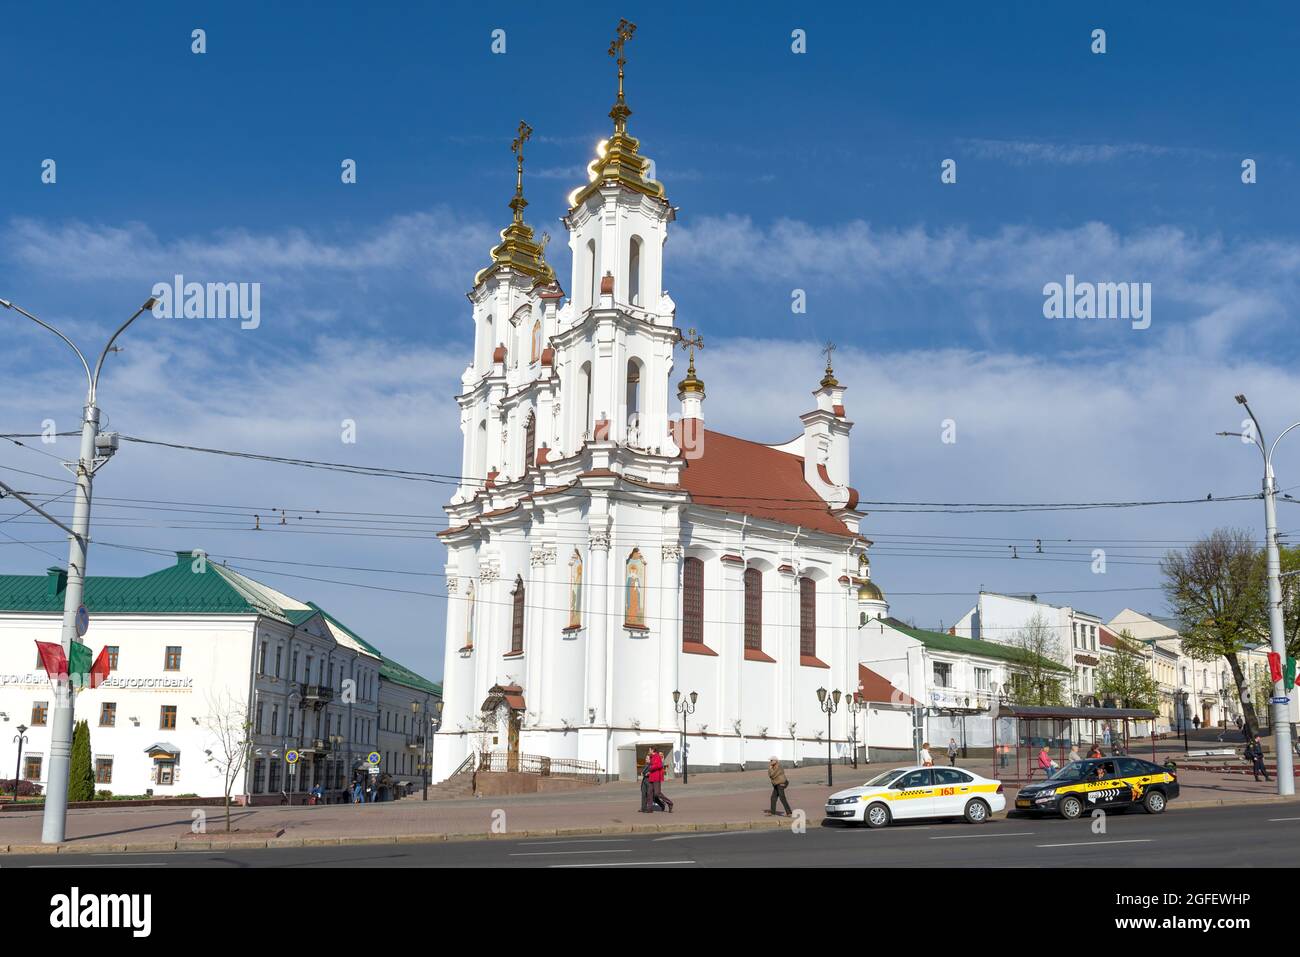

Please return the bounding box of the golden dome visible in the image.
[858,579,885,602]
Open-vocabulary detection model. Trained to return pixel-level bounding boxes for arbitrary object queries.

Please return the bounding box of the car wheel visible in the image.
[963,798,990,824]
[1142,790,1167,814]
[1059,795,1084,820]
[865,803,892,828]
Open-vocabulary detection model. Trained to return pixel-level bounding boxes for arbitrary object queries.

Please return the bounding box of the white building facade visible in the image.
[433,66,879,781]
[0,554,438,801]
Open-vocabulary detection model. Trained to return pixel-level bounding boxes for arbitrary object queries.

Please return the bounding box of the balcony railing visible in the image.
[303,684,334,706]
[475,751,601,779]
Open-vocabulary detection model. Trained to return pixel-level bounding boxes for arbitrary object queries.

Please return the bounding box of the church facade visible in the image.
[432,30,889,781]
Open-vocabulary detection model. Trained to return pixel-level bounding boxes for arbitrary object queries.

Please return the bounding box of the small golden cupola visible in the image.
[567,19,668,212]
[474,120,558,288]
[676,326,705,398]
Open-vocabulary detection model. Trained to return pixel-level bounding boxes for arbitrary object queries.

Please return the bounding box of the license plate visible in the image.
[1016,800,1031,808]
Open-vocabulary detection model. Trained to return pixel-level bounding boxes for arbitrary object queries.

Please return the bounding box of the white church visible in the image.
[431,26,892,782]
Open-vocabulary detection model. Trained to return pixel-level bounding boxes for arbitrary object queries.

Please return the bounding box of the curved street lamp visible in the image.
[1217,394,1298,796]
[0,296,157,842]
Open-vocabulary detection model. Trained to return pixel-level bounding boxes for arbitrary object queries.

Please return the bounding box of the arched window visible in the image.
[743,567,762,651]
[510,575,525,655]
[587,239,598,308]
[682,557,703,647]
[628,235,642,306]
[580,361,593,438]
[799,577,816,658]
[474,420,487,481]
[524,412,536,472]
[625,358,642,445]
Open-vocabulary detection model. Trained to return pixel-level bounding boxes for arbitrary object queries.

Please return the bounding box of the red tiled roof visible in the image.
[676,429,853,538]
[857,664,918,706]
[1099,625,1120,648]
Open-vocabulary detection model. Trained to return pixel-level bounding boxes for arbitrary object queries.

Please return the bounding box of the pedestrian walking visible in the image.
[639,754,654,812]
[1246,738,1271,782]
[646,748,673,812]
[767,756,792,816]
[1193,715,1201,731]
[920,742,933,767]
[947,738,959,766]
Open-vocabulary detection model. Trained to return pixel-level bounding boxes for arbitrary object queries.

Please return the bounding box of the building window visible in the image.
[24,756,42,781]
[253,758,266,794]
[275,645,283,678]
[254,703,264,736]
[743,567,763,651]
[107,646,119,671]
[524,412,536,471]
[510,576,525,654]
[271,705,279,736]
[99,702,116,727]
[164,646,182,671]
[933,662,953,687]
[31,701,49,726]
[799,577,816,658]
[160,705,178,730]
[975,668,991,692]
[95,758,113,784]
[682,557,703,646]
[628,235,642,306]
[259,641,268,674]
[269,760,281,793]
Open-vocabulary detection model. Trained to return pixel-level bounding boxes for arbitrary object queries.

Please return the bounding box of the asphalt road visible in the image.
[3,802,1295,867]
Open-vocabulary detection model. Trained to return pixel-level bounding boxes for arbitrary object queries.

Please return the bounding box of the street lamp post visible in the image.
[427,700,443,801]
[1179,691,1191,753]
[672,690,697,784]
[0,295,157,843]
[846,695,862,769]
[11,724,29,802]
[817,687,841,787]
[1217,394,1298,796]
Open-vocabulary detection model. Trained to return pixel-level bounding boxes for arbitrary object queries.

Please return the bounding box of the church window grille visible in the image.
[683,557,704,646]
[744,567,763,651]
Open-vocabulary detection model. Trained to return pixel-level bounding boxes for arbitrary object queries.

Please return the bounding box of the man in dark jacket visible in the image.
[1247,738,1271,782]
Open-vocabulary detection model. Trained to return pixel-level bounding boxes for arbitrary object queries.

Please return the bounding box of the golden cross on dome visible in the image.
[679,326,704,372]
[820,341,839,388]
[510,120,533,221]
[608,19,637,131]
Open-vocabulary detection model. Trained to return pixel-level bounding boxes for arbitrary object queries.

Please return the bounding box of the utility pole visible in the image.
[1219,395,1298,796]
[0,295,156,842]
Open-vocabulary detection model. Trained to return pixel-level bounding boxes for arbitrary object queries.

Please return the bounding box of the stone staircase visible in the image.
[421,771,477,800]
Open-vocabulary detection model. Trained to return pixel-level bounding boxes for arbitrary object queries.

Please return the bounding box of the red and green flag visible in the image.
[34,640,111,689]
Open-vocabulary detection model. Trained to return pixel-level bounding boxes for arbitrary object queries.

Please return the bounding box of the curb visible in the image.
[1,797,1285,855]
[0,815,791,856]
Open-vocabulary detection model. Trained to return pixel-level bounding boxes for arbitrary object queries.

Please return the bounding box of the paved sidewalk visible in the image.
[1,760,1294,854]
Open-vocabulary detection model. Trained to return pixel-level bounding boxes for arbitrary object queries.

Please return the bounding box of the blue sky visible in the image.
[3,2,1300,677]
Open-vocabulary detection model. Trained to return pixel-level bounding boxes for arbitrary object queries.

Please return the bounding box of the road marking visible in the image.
[655,830,767,841]
[1035,839,1153,848]
[1268,817,1300,822]
[550,860,696,867]
[508,849,632,857]
[930,831,1035,840]
[517,839,629,846]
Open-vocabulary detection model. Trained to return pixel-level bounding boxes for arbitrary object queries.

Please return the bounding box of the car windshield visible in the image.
[1048,761,1092,782]
[863,768,909,787]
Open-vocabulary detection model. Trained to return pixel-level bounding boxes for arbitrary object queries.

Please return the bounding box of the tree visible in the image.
[1278,545,1300,661]
[1007,612,1067,706]
[1096,630,1160,711]
[204,692,252,833]
[67,719,95,803]
[1161,528,1268,738]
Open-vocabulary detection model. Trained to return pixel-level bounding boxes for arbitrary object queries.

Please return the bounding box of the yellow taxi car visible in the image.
[824,765,1006,828]
[1013,756,1180,819]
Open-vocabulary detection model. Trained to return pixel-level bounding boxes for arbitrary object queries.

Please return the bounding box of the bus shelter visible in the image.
[991,704,1157,782]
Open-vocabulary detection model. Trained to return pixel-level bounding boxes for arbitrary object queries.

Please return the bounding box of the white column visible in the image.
[659,543,682,731]
[584,526,610,725]
[527,545,555,725]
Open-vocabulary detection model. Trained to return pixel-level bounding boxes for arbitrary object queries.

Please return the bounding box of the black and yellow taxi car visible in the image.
[1013,756,1179,819]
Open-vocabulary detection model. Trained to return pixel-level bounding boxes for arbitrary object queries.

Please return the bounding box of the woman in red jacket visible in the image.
[646,749,673,812]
